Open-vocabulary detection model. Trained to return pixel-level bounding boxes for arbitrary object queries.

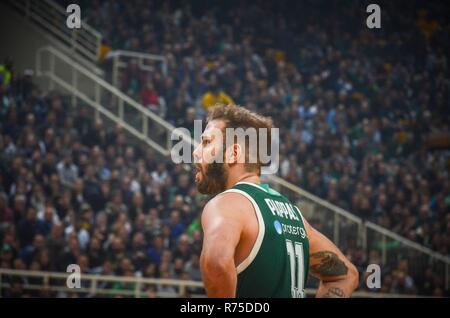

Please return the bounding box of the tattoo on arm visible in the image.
[323,287,346,298]
[310,251,348,277]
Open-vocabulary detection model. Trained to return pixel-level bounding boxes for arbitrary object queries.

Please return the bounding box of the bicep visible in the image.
[200,201,243,266]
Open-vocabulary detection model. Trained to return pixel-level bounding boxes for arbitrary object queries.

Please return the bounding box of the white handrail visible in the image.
[269,175,363,224]
[37,46,174,133]
[0,268,203,287]
[0,269,423,298]
[110,50,168,91]
[5,0,102,63]
[36,46,194,155]
[366,222,450,263]
[112,50,167,63]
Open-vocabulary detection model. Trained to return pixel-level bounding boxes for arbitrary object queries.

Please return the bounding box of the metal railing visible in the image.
[5,0,102,73]
[0,269,204,298]
[265,175,450,291]
[35,45,450,293]
[36,45,192,157]
[0,269,420,298]
[110,50,167,89]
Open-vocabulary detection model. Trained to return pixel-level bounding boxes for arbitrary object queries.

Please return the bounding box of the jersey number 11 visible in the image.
[286,239,305,298]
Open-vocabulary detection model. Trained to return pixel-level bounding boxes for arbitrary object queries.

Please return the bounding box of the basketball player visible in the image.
[194,104,359,298]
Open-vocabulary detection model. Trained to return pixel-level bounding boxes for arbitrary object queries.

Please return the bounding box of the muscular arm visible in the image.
[200,194,244,297]
[303,218,359,298]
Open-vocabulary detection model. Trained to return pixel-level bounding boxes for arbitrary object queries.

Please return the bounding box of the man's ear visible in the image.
[227,143,242,164]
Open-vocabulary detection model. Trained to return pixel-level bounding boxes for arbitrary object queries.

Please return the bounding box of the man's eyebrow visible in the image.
[201,134,211,140]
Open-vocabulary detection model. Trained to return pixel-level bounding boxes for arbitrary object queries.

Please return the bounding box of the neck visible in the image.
[225,171,260,190]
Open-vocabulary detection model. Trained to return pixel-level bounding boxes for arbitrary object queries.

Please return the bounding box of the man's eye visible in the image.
[202,139,210,146]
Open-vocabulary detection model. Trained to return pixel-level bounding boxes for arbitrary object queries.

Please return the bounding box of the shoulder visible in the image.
[201,190,255,225]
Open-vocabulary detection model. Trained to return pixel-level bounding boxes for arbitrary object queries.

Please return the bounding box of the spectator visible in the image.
[201,82,234,110]
[56,152,79,188]
[147,235,164,265]
[140,81,160,113]
[0,191,13,225]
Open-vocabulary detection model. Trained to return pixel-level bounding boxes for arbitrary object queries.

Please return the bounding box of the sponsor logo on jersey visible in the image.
[281,223,307,239]
[273,220,283,235]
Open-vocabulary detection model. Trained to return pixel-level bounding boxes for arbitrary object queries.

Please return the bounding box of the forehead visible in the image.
[203,119,226,137]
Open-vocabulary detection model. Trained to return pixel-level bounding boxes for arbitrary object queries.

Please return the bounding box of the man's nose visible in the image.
[192,145,201,163]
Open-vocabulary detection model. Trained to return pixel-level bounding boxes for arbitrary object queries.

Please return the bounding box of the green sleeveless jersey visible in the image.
[223,182,310,298]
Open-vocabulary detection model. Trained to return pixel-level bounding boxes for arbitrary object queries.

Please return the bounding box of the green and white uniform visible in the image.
[223,182,310,298]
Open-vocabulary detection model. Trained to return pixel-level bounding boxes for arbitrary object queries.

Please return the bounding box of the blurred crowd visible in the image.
[0,0,449,297]
[0,75,207,296]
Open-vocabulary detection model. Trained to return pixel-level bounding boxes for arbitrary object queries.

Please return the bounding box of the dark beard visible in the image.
[196,162,228,195]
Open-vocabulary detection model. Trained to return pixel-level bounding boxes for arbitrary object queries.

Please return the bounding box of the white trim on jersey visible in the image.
[235,181,268,193]
[221,188,266,275]
[293,205,307,227]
